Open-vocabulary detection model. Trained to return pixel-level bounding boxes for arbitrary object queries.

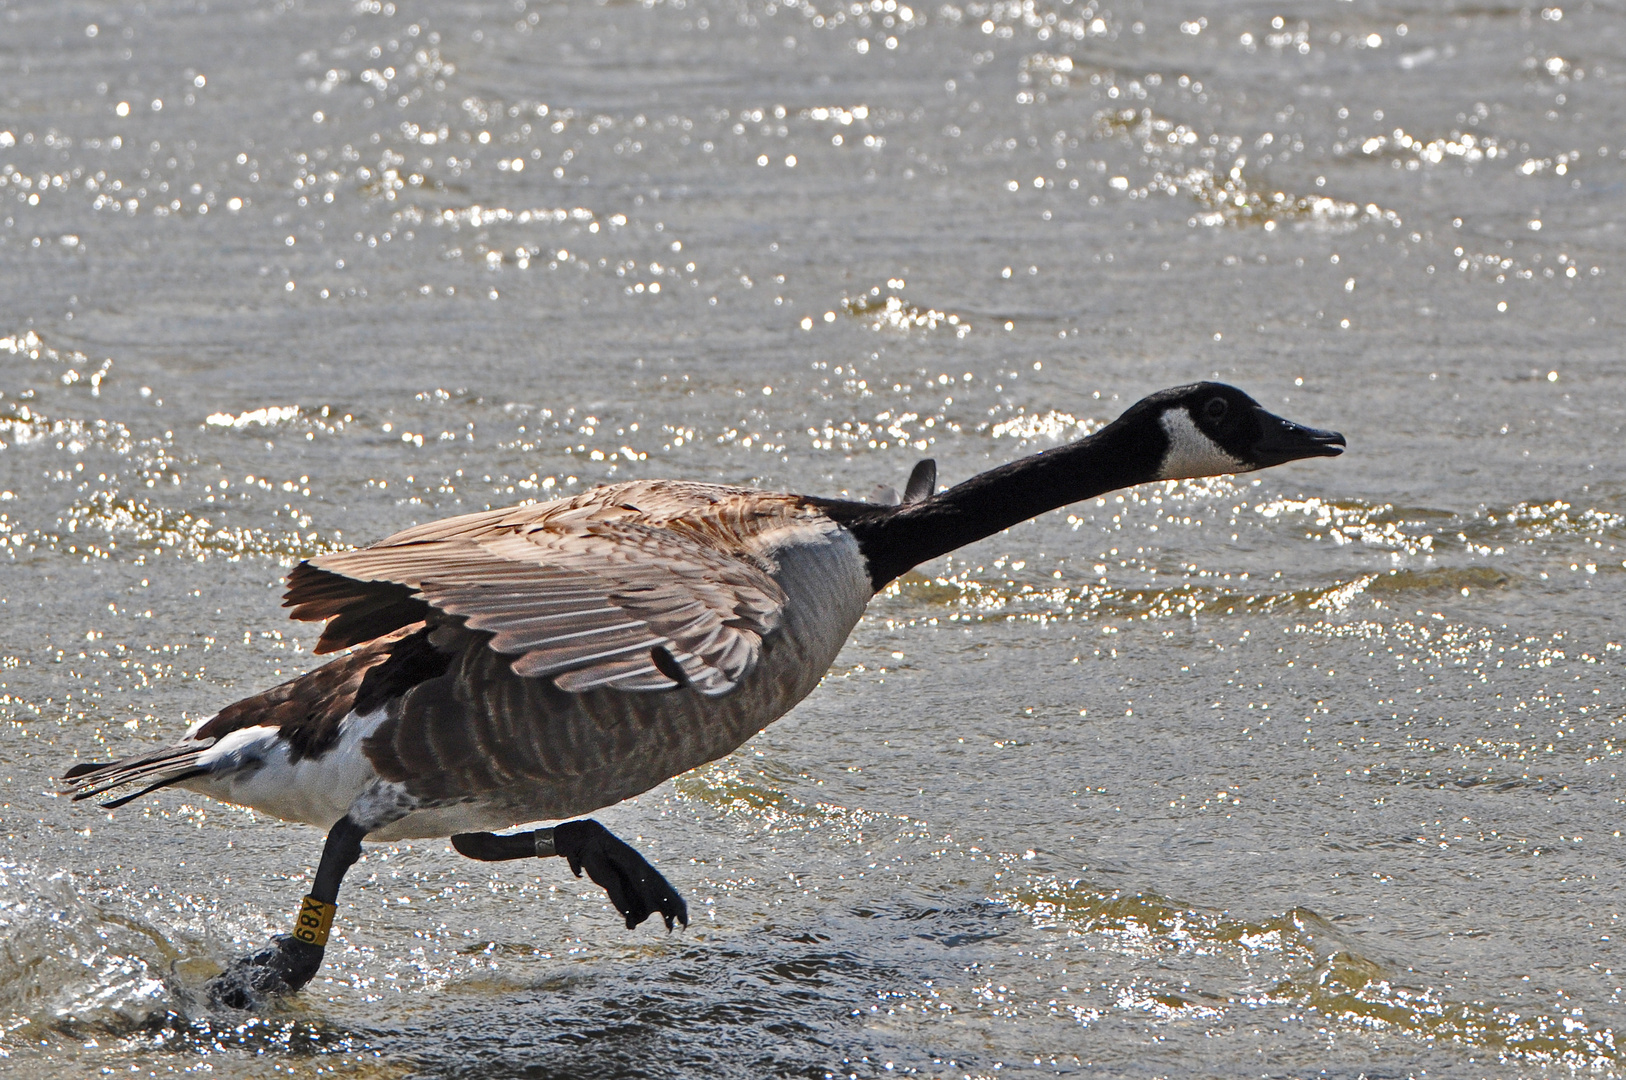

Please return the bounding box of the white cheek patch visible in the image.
[1156,409,1248,480]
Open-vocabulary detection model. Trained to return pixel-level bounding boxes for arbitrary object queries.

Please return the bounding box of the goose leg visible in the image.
[452,819,688,931]
[208,814,368,1009]
[450,826,558,861]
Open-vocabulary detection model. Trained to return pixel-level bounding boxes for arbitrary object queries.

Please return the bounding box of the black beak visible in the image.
[1250,407,1346,467]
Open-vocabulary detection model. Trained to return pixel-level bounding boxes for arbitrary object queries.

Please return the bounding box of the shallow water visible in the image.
[1,0,1623,1075]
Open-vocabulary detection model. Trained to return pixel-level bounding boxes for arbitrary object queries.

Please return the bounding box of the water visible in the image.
[1,0,1622,1074]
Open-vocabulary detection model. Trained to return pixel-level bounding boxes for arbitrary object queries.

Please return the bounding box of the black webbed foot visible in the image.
[553,819,689,931]
[207,934,325,1010]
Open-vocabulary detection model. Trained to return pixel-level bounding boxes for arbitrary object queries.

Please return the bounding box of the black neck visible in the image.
[819,414,1166,591]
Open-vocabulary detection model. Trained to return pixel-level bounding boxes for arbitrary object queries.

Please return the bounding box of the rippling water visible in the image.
[1,0,1622,1075]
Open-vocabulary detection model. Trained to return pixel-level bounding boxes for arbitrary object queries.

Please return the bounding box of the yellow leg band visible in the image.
[292,895,336,947]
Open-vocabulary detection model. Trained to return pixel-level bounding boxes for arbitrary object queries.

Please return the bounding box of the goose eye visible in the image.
[1204,398,1228,420]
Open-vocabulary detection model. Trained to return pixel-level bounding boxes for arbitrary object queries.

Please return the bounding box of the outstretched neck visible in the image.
[830,416,1165,591]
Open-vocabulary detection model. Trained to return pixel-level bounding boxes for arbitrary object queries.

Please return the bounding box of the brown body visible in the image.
[76,481,874,840]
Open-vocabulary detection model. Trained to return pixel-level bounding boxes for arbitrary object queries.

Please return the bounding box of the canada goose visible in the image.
[61,382,1343,1006]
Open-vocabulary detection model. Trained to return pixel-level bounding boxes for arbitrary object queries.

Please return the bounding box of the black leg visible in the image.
[452,820,688,931]
[451,828,555,861]
[208,815,368,1009]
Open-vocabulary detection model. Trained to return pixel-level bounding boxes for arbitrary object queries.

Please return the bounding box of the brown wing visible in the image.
[283,490,789,696]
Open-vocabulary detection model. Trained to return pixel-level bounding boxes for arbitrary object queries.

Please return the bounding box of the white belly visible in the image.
[180,708,390,830]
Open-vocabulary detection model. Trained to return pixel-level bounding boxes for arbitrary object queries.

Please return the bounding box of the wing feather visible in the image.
[283,484,798,695]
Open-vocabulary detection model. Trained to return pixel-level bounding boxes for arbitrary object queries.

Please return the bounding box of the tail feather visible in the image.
[62,759,111,780]
[97,767,210,809]
[60,741,215,807]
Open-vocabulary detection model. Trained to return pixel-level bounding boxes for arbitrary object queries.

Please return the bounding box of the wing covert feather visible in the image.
[284,485,797,695]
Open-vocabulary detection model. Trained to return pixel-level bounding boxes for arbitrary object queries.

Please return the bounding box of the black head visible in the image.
[1116,382,1345,481]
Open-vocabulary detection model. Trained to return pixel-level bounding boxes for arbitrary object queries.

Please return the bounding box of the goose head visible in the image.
[1123,382,1345,481]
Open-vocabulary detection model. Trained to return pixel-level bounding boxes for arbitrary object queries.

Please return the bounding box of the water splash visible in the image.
[0,863,176,1039]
